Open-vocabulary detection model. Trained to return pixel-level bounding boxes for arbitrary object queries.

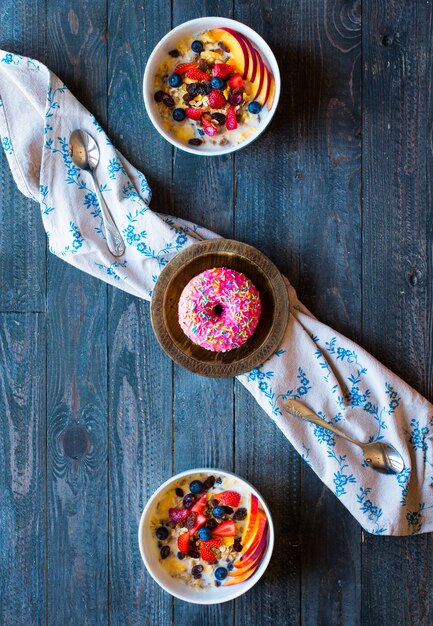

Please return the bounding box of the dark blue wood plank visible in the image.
[0,0,46,312]
[107,1,173,624]
[0,312,46,625]
[170,3,235,625]
[45,1,109,624]
[362,2,433,624]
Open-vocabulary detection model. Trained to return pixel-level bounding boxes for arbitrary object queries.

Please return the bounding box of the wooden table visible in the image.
[1,1,432,624]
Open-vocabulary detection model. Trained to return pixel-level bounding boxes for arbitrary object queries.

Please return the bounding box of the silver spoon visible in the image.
[284,399,405,475]
[69,129,125,256]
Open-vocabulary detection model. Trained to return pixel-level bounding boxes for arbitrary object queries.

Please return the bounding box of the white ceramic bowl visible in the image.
[138,468,274,604]
[143,17,281,156]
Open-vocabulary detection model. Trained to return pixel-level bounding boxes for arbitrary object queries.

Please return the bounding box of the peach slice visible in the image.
[236,31,258,82]
[235,511,267,566]
[249,48,265,101]
[213,28,249,78]
[222,561,262,586]
[229,544,266,577]
[257,63,271,107]
[240,493,259,546]
[266,73,275,110]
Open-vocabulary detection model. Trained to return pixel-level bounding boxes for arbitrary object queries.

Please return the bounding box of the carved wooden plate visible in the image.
[150,239,289,378]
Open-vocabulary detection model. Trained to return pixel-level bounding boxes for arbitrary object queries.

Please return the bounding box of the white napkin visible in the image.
[1,49,433,536]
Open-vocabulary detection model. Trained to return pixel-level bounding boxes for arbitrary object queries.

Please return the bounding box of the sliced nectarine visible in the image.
[213,28,249,78]
[241,494,259,544]
[235,511,267,565]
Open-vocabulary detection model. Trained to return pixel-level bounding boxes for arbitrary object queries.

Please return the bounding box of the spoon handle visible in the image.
[284,400,362,448]
[91,172,125,257]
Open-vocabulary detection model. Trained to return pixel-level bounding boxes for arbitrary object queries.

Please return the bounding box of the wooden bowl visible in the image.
[150,239,289,378]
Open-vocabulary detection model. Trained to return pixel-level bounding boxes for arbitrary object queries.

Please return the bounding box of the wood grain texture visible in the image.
[171,1,236,624]
[0,0,46,312]
[107,1,173,623]
[362,2,433,625]
[0,313,46,626]
[45,1,109,624]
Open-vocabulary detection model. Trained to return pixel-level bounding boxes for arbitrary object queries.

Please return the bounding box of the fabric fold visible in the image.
[1,48,432,535]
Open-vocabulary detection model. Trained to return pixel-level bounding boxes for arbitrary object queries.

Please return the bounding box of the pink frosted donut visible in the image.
[178,267,261,352]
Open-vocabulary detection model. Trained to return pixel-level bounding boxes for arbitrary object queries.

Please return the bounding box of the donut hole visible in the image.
[214,304,224,317]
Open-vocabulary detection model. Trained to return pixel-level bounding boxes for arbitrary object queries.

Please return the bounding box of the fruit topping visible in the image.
[175,487,184,498]
[188,548,199,559]
[177,532,190,554]
[204,518,218,530]
[177,551,185,560]
[199,542,217,563]
[248,101,262,114]
[228,73,244,90]
[212,520,236,537]
[189,512,207,535]
[191,493,208,514]
[225,105,238,130]
[213,63,235,79]
[173,62,199,75]
[203,537,222,548]
[233,507,247,520]
[208,89,227,109]
[191,40,204,53]
[233,537,243,552]
[185,512,197,530]
[182,493,196,509]
[162,94,175,108]
[155,526,169,540]
[186,68,211,81]
[185,107,203,121]
[169,74,182,88]
[160,545,170,559]
[191,564,203,578]
[215,566,228,581]
[168,49,180,57]
[188,138,202,146]
[172,108,186,121]
[212,505,225,518]
[189,480,203,494]
[168,507,189,523]
[197,527,211,541]
[201,116,218,137]
[202,475,216,490]
[211,77,224,89]
[216,491,241,508]
[154,90,165,102]
[228,92,243,106]
[211,112,226,125]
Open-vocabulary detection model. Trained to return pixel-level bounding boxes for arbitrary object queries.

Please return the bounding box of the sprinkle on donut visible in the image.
[178,267,261,352]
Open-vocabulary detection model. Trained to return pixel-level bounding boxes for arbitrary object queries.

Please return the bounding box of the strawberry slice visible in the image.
[213,63,235,79]
[173,62,199,75]
[215,491,241,508]
[199,542,217,563]
[201,117,218,137]
[185,107,203,120]
[225,105,238,131]
[168,507,189,523]
[191,493,207,514]
[188,512,207,536]
[177,532,190,554]
[208,89,227,109]
[186,68,210,81]
[212,520,236,537]
[228,73,244,90]
[203,537,222,548]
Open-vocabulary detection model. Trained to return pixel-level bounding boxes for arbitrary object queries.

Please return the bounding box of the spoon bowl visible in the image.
[69,129,125,257]
[285,399,406,475]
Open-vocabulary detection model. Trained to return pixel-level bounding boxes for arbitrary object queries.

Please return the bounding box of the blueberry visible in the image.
[248,101,262,114]
[211,77,224,89]
[189,480,203,494]
[191,40,204,53]
[212,506,225,518]
[155,526,169,540]
[160,545,170,559]
[191,564,203,575]
[197,527,211,541]
[169,74,182,87]
[215,567,228,581]
[183,493,196,509]
[172,108,186,122]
